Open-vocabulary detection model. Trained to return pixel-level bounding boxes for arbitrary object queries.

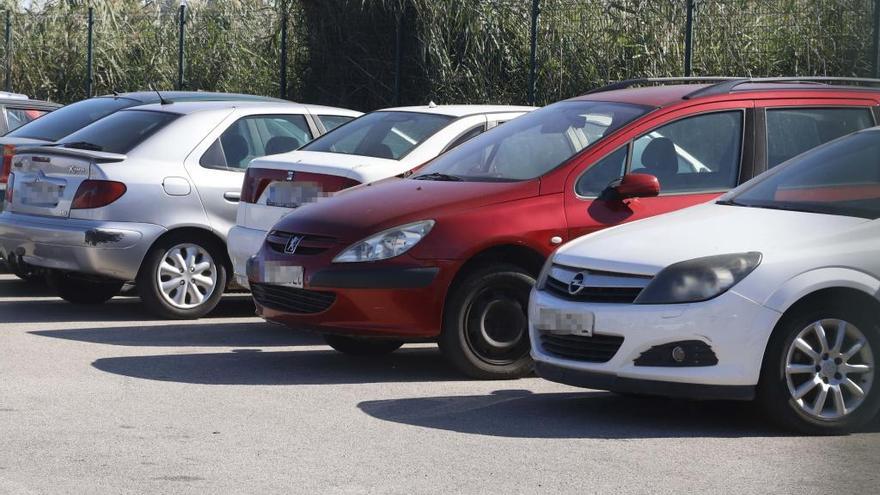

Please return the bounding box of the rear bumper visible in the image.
[227,224,268,289]
[0,212,165,280]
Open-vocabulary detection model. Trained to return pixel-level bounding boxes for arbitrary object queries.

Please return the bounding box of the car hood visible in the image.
[553,202,873,275]
[272,177,539,242]
[247,150,411,184]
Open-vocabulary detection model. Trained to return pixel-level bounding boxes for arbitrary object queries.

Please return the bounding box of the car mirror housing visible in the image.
[613,173,660,199]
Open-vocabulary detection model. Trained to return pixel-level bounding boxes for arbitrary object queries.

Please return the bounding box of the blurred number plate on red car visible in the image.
[260,262,303,288]
[266,182,319,208]
[538,308,594,337]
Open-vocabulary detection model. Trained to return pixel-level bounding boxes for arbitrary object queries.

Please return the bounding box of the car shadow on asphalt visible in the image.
[30,321,323,347]
[357,389,880,439]
[90,347,462,385]
[2,295,259,324]
[0,276,56,298]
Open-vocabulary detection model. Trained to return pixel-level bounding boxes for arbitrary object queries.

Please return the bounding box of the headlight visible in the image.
[634,252,761,304]
[333,220,435,263]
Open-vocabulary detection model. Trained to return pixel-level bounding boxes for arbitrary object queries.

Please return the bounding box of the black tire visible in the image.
[324,335,404,355]
[758,301,880,435]
[136,233,228,320]
[7,254,40,282]
[439,263,535,379]
[45,270,123,305]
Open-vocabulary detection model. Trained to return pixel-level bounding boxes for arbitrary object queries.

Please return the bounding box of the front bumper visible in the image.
[248,244,457,339]
[227,224,268,289]
[0,212,166,281]
[529,287,783,397]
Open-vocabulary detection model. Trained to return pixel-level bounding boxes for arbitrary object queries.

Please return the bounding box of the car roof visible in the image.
[94,91,287,104]
[377,104,537,117]
[571,81,880,108]
[125,100,357,115]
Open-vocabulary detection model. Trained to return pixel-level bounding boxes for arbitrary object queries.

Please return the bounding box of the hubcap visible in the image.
[156,243,217,310]
[464,285,531,365]
[785,318,874,421]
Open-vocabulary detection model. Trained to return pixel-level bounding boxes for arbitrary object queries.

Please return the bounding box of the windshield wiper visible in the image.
[412,172,463,182]
[60,141,104,151]
[715,199,742,206]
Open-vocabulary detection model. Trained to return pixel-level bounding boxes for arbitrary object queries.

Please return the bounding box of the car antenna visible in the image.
[149,85,172,105]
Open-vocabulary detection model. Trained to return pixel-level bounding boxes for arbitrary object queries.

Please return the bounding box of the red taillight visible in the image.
[71,180,127,209]
[1,144,15,184]
[241,167,360,204]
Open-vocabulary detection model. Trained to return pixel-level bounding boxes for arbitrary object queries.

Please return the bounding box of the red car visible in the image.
[248,78,880,379]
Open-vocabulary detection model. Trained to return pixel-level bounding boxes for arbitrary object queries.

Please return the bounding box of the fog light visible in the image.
[634,340,718,367]
[672,346,686,363]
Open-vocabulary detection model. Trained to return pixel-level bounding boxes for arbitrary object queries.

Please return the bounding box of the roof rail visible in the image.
[584,77,740,95]
[683,77,880,100]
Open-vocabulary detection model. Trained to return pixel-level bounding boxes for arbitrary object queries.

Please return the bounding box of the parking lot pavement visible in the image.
[0,272,878,494]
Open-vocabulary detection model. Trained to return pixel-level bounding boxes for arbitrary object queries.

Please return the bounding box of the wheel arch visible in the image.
[138,226,232,280]
[445,243,546,298]
[764,267,880,315]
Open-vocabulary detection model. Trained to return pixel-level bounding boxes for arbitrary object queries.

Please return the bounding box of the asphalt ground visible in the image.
[1,272,878,494]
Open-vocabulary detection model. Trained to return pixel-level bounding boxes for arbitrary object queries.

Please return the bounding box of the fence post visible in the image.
[684,0,695,77]
[527,0,540,105]
[280,10,288,100]
[4,11,11,93]
[393,12,402,106]
[177,4,186,90]
[873,0,880,78]
[86,7,94,98]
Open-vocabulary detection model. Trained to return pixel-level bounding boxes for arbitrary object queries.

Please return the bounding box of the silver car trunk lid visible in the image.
[8,147,126,218]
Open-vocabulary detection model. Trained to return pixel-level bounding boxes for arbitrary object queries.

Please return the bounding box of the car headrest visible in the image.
[641,137,678,176]
[265,136,302,155]
[221,133,249,166]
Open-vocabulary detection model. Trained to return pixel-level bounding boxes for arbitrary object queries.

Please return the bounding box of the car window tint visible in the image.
[318,115,354,132]
[5,108,50,132]
[302,111,453,160]
[445,125,485,151]
[6,97,134,141]
[576,145,628,196]
[56,109,178,154]
[631,111,743,194]
[200,114,312,171]
[766,107,874,168]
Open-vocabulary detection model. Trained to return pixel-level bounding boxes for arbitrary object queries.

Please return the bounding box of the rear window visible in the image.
[766,107,874,168]
[5,107,51,132]
[318,114,355,132]
[56,109,178,154]
[6,97,135,141]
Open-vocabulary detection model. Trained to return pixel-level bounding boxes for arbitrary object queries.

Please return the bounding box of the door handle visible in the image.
[224,191,241,202]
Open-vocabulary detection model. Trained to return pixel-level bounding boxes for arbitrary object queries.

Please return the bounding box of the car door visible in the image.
[564,100,755,239]
[184,111,315,237]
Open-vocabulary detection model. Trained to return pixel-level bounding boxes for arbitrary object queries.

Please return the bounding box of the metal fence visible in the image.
[1,0,877,110]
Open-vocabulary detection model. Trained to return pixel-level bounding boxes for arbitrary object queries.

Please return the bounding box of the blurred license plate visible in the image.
[538,308,594,336]
[260,262,303,288]
[266,182,319,208]
[23,182,64,206]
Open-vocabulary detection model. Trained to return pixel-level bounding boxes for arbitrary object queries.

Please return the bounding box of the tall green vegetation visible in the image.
[0,0,873,109]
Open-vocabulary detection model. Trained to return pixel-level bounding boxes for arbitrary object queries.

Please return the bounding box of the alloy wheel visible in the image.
[785,318,875,421]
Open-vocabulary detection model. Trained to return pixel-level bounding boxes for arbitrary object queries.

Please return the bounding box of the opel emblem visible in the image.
[568,272,588,295]
[284,235,303,254]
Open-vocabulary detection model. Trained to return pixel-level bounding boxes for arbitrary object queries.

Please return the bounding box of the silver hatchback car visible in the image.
[0,99,360,318]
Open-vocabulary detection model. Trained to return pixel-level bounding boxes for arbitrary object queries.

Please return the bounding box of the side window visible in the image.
[445,125,485,151]
[318,115,354,132]
[766,107,874,168]
[200,114,313,171]
[5,107,50,132]
[631,111,743,194]
[576,145,628,196]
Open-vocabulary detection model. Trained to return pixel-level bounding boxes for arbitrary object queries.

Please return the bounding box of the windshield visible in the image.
[725,130,880,219]
[57,109,178,154]
[415,100,652,181]
[6,97,135,141]
[301,111,453,160]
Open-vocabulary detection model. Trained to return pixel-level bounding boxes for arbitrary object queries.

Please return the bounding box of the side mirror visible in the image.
[613,173,660,199]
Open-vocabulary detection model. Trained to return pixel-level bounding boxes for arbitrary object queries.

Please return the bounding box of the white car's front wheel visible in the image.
[760,302,879,435]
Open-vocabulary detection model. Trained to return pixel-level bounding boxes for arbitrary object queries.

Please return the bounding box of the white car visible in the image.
[529,127,880,434]
[227,104,535,287]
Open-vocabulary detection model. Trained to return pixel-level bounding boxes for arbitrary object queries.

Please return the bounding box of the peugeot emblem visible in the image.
[568,272,588,296]
[286,170,295,181]
[284,235,303,254]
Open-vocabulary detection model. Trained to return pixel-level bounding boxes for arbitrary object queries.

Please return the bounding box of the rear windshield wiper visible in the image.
[60,141,104,152]
[412,172,463,182]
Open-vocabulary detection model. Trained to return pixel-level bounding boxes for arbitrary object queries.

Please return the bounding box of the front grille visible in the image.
[265,231,337,256]
[544,264,651,304]
[251,283,336,314]
[540,333,624,363]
